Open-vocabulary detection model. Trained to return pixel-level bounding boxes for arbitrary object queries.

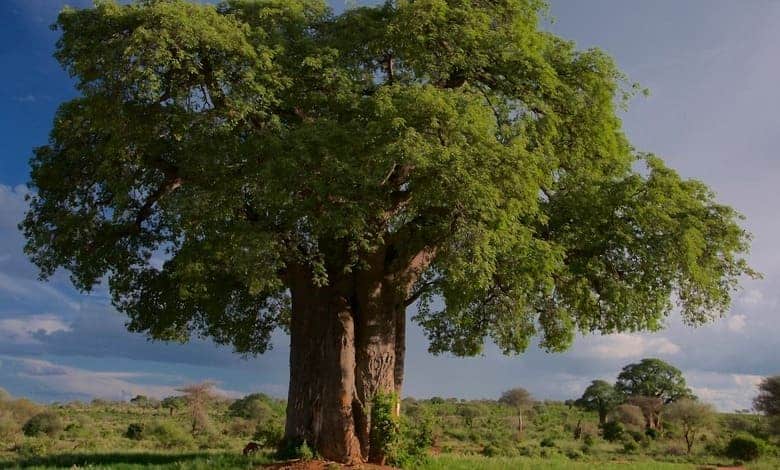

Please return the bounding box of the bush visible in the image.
[14,438,50,458]
[147,420,194,449]
[540,436,556,448]
[622,439,639,453]
[254,420,284,448]
[125,423,145,440]
[725,435,764,462]
[279,439,315,460]
[582,433,595,447]
[0,411,19,440]
[22,412,63,437]
[645,427,659,439]
[600,421,624,442]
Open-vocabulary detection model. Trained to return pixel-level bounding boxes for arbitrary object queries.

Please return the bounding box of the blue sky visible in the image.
[0,0,778,410]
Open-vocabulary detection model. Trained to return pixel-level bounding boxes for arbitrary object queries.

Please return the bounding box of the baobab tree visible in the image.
[22,0,755,463]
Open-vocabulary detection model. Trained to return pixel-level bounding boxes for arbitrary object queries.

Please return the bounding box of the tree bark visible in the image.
[284,267,364,463]
[284,257,410,464]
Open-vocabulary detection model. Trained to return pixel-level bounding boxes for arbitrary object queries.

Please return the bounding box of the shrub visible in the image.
[0,410,19,440]
[645,427,659,439]
[539,436,555,448]
[279,439,315,460]
[725,435,764,462]
[227,418,255,437]
[622,439,639,453]
[125,423,145,440]
[22,411,63,437]
[582,433,595,447]
[147,420,194,449]
[15,438,50,458]
[600,421,624,442]
[254,420,284,448]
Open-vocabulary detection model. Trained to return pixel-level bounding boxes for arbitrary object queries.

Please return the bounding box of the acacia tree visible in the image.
[22,0,754,463]
[577,380,621,425]
[665,398,716,454]
[499,387,535,435]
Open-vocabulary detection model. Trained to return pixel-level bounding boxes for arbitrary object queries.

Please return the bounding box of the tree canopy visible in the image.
[22,0,755,360]
[576,379,621,424]
[498,387,535,409]
[615,358,693,404]
[753,376,780,417]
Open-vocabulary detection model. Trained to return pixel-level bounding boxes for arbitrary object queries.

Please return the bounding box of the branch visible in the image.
[134,176,182,229]
[404,279,438,307]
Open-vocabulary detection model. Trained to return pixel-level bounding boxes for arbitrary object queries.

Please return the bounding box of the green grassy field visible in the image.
[1,393,778,469]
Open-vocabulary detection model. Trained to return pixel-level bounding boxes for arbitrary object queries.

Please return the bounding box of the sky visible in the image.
[0,0,778,411]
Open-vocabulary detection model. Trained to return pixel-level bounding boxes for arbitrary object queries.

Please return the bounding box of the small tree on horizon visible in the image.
[665,398,716,454]
[177,382,217,434]
[499,387,535,436]
[576,380,621,425]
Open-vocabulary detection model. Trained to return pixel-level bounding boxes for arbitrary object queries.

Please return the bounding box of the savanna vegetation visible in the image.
[2,364,780,469]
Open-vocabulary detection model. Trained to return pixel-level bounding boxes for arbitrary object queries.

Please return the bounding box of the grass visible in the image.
[419,455,697,469]
[0,451,272,469]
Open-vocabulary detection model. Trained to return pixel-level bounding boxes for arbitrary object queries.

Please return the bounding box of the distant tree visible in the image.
[611,404,645,429]
[161,396,186,417]
[499,388,535,436]
[616,359,693,404]
[23,411,63,437]
[627,395,665,430]
[665,398,716,454]
[229,393,283,423]
[753,376,780,416]
[499,388,535,409]
[130,394,159,408]
[576,380,621,424]
[0,388,10,402]
[177,382,216,434]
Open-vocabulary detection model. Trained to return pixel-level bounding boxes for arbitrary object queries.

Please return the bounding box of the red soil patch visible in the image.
[262,459,396,470]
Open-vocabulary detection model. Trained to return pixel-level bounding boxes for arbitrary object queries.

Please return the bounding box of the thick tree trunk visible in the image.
[284,261,407,464]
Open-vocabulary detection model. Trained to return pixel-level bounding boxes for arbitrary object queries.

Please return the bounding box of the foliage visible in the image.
[177,382,216,434]
[160,396,186,415]
[124,423,145,440]
[22,0,755,363]
[22,411,63,437]
[724,434,764,461]
[754,376,780,417]
[129,395,159,408]
[253,420,284,448]
[499,388,535,409]
[146,420,195,449]
[600,421,624,442]
[228,393,283,421]
[612,404,646,429]
[615,359,693,404]
[576,380,621,424]
[665,398,716,454]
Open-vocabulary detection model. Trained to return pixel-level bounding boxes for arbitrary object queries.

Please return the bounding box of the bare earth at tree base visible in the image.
[262,459,396,470]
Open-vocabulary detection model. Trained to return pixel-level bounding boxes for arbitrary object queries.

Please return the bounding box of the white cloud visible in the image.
[577,333,680,360]
[740,288,765,306]
[726,314,747,333]
[4,357,243,401]
[0,314,71,344]
[686,370,764,411]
